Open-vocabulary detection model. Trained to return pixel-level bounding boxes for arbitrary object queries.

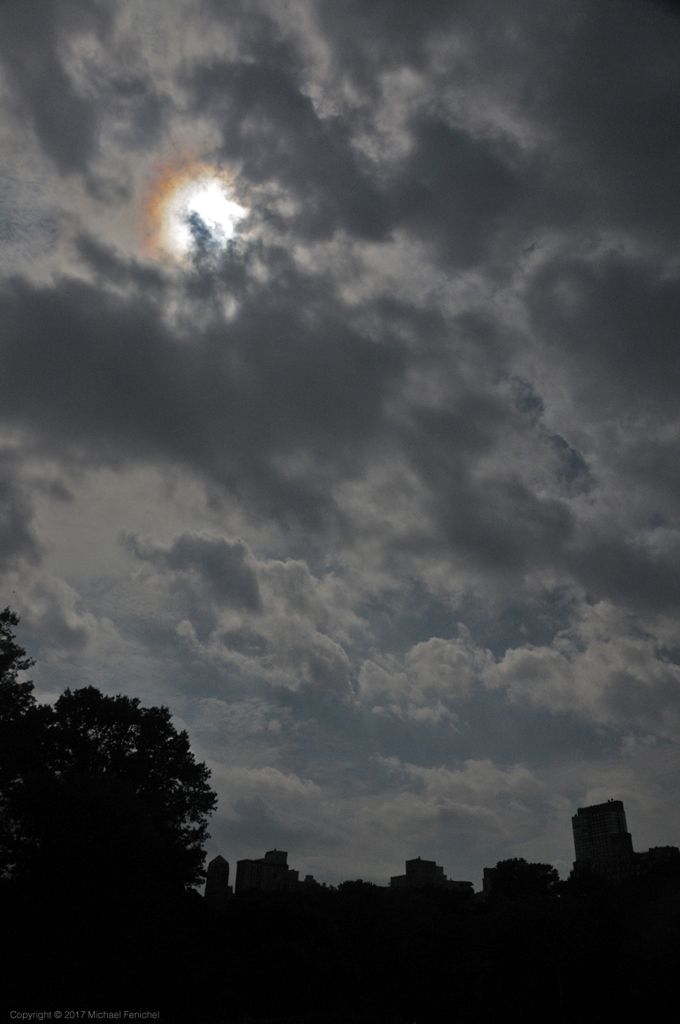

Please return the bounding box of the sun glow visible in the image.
[143,156,248,260]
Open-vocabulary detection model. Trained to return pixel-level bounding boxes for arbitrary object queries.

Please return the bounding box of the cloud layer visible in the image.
[1,0,680,886]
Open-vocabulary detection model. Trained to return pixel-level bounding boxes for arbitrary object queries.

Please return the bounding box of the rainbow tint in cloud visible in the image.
[143,155,247,259]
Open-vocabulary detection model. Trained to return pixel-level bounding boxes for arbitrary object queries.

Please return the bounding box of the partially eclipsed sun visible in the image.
[143,156,248,260]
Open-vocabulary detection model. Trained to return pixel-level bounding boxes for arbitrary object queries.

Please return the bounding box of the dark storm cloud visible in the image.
[549,435,591,496]
[438,475,575,574]
[0,453,41,570]
[0,0,677,619]
[188,59,390,241]
[0,251,404,530]
[125,531,262,612]
[542,0,680,240]
[390,381,579,578]
[188,50,524,263]
[314,0,680,253]
[388,118,523,267]
[524,245,680,611]
[615,435,680,511]
[530,251,680,414]
[107,74,172,152]
[3,0,680,882]
[75,233,167,292]
[2,246,674,626]
[0,0,110,176]
[313,0,470,82]
[567,536,680,615]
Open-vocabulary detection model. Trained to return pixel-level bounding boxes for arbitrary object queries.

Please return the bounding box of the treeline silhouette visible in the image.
[5,866,680,1022]
[2,608,679,1022]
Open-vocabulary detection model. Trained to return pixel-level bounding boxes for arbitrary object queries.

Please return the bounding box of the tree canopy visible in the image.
[486,857,560,900]
[0,608,217,896]
[0,606,36,723]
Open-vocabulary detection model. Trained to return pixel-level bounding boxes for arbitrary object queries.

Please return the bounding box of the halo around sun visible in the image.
[143,156,248,260]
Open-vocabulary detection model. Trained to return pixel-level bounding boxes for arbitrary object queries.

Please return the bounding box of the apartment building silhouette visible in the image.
[390,856,473,894]
[206,800,679,905]
[572,799,680,883]
[235,849,301,893]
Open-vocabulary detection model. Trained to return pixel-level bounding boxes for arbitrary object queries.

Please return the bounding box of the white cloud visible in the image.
[488,600,680,733]
[359,625,495,721]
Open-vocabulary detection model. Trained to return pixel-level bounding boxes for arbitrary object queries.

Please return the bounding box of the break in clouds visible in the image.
[1,0,680,885]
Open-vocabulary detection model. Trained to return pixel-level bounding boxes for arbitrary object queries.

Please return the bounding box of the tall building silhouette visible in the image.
[572,799,634,863]
[571,798,680,884]
[572,799,635,883]
[204,855,232,912]
[235,849,300,893]
[569,794,680,884]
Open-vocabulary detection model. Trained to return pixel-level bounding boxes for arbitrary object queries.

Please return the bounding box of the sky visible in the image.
[1,0,680,890]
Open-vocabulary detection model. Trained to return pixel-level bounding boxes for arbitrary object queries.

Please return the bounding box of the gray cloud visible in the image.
[529,252,680,414]
[542,0,680,240]
[125,531,262,612]
[0,453,41,570]
[388,118,524,267]
[75,233,168,292]
[1,0,680,883]
[0,254,405,533]
[0,0,110,176]
[313,0,475,83]
[189,57,391,241]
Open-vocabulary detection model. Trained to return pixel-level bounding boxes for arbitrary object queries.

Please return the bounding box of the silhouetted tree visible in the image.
[0,607,34,715]
[0,610,217,895]
[0,608,50,876]
[487,857,560,899]
[337,879,381,894]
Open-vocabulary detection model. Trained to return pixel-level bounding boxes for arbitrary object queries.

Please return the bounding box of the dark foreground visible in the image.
[3,869,680,1024]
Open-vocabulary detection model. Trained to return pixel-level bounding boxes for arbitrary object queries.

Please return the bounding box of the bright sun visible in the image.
[144,157,248,260]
